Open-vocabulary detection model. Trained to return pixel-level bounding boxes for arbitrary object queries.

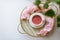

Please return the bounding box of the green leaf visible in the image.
[57,22,60,27]
[45,9,55,17]
[57,15,60,21]
[43,2,49,9]
[56,1,60,5]
[47,0,51,3]
[50,0,60,5]
[34,0,41,8]
[57,15,60,27]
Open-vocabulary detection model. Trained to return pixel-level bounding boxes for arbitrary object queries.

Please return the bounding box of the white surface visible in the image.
[0,0,60,40]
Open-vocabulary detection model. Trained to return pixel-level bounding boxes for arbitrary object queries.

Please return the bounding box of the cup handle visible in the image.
[17,24,26,34]
[49,2,59,14]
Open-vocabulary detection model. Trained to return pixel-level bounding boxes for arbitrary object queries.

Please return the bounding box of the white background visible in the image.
[0,0,60,40]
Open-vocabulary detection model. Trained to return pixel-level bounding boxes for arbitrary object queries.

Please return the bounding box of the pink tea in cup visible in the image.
[32,15,42,25]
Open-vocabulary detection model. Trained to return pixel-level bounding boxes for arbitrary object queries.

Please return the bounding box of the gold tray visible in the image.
[18,2,59,37]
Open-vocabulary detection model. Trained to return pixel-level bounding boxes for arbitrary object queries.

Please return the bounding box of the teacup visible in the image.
[29,13,45,28]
